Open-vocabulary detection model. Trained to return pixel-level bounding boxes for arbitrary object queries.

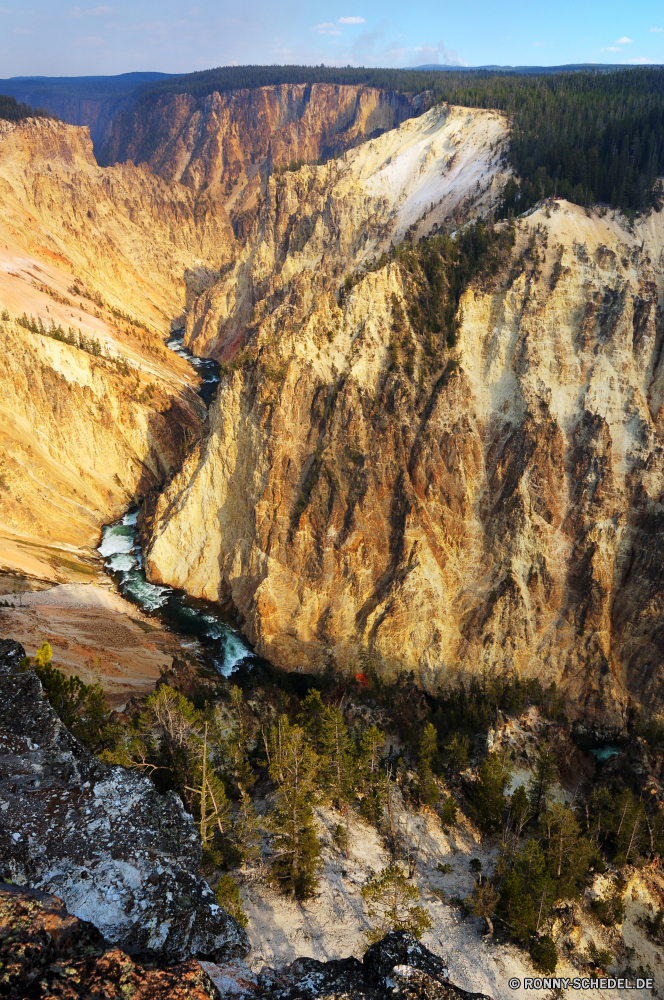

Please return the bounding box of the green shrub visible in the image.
[215,874,248,928]
[441,796,458,827]
[530,935,557,973]
[21,642,122,755]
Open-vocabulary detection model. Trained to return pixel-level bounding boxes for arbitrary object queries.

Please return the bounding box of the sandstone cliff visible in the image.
[143,133,664,722]
[180,104,510,359]
[102,84,432,244]
[0,117,228,581]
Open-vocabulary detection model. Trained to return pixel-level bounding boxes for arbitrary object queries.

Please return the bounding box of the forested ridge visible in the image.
[0,93,51,123]
[133,65,664,214]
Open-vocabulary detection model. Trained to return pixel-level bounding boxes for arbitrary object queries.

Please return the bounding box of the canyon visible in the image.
[130,91,664,726]
[2,86,664,723]
[4,76,664,1000]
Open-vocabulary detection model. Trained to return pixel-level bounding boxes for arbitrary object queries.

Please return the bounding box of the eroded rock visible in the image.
[0,883,220,999]
[253,932,492,999]
[0,640,248,963]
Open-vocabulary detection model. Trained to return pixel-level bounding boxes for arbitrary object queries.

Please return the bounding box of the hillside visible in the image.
[143,97,664,723]
[0,115,231,581]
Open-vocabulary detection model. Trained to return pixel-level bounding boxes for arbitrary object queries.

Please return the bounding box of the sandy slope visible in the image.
[0,583,182,708]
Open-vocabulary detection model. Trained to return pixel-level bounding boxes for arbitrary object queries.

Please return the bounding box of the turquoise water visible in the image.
[589,744,622,763]
[98,510,254,676]
[98,329,254,677]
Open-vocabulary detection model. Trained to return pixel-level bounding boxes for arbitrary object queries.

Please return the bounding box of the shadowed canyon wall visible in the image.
[142,99,664,721]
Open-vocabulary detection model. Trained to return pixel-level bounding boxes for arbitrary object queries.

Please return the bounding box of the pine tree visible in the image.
[267,716,322,899]
[509,784,531,840]
[298,688,327,751]
[319,706,354,809]
[221,685,256,797]
[527,741,558,817]
[540,802,590,895]
[186,722,232,859]
[470,880,499,937]
[496,838,555,943]
[472,752,512,834]
[358,724,386,825]
[417,722,439,808]
[441,732,469,778]
[361,864,432,944]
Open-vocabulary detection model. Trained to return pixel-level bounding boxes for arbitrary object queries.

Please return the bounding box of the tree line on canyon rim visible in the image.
[123,64,664,215]
[2,66,663,215]
[17,639,664,975]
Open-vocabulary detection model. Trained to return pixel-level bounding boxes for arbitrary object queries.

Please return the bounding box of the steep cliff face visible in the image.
[0,117,224,581]
[102,84,432,242]
[144,185,664,721]
[181,104,510,359]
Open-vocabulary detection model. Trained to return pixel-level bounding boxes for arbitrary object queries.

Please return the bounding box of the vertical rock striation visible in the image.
[144,172,664,721]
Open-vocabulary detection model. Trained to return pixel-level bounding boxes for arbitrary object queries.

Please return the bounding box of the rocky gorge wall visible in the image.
[143,175,664,721]
[101,83,432,245]
[0,116,228,581]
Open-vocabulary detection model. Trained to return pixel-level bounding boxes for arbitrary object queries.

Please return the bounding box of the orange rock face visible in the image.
[102,83,429,243]
[0,884,219,999]
[144,196,664,724]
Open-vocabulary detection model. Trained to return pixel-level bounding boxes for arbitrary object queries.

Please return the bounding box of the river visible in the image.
[97,328,255,677]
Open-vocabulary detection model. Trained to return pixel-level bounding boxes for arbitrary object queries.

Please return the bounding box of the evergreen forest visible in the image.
[18,639,664,974]
[0,94,50,123]
[136,65,664,214]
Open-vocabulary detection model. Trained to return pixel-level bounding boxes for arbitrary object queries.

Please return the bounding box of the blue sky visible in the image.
[1,0,663,77]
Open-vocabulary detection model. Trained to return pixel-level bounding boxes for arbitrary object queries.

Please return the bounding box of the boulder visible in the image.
[251,932,492,999]
[0,882,220,999]
[0,639,248,963]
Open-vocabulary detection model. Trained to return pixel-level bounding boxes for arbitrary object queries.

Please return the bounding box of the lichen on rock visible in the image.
[0,639,249,963]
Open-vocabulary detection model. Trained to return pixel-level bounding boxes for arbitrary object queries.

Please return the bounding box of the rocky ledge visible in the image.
[0,639,248,963]
[206,932,492,999]
[1,895,491,1000]
[0,883,219,999]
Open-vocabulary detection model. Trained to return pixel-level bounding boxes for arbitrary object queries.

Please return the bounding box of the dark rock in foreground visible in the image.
[254,932,492,999]
[0,639,248,963]
[0,883,219,999]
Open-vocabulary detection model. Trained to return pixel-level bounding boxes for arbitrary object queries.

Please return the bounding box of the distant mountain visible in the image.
[0,72,175,146]
[413,62,647,72]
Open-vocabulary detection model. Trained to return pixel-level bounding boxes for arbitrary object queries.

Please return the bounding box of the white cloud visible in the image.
[616,36,633,43]
[314,22,341,34]
[14,26,31,34]
[532,41,545,47]
[64,5,114,17]
[628,56,659,63]
[339,16,365,23]
[650,27,663,32]
[600,46,621,51]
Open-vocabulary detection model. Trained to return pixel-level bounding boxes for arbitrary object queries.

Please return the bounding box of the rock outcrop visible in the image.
[182,103,509,359]
[0,883,219,999]
[0,639,249,962]
[101,84,431,232]
[255,932,491,999]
